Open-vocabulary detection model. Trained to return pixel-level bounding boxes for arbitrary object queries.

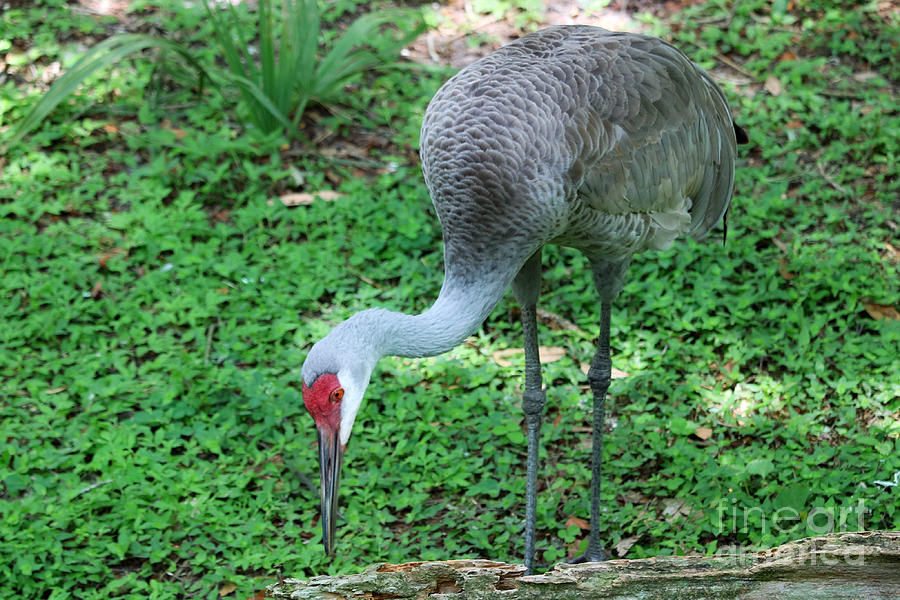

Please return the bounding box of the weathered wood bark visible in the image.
[268,531,900,599]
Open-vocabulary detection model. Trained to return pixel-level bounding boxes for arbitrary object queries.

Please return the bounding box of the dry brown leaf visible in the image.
[218,582,237,596]
[538,346,565,363]
[852,71,881,83]
[161,118,187,140]
[884,242,900,263]
[614,535,639,557]
[491,348,522,367]
[278,190,345,206]
[779,50,797,62]
[580,362,629,378]
[777,257,796,280]
[661,498,691,522]
[566,538,583,559]
[565,515,590,530]
[578,436,593,452]
[862,301,900,321]
[102,123,118,134]
[166,127,187,140]
[97,247,126,268]
[694,426,713,440]
[764,76,783,96]
[619,490,647,504]
[45,386,67,395]
[493,346,566,367]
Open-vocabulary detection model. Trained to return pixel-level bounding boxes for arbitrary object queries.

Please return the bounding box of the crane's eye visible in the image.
[329,388,344,403]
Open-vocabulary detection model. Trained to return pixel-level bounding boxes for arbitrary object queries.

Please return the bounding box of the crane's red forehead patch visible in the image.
[302,372,342,430]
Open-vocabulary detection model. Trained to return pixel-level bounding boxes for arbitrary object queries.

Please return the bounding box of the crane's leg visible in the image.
[521,302,544,574]
[570,259,629,564]
[571,300,612,563]
[512,251,544,574]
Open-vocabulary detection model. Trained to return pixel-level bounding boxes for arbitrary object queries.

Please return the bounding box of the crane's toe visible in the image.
[568,547,610,564]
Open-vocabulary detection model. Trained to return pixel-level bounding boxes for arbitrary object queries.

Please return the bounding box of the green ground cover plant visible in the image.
[1,0,898,598]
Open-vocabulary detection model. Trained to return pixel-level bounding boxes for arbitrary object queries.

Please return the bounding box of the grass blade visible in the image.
[312,10,424,102]
[6,34,205,149]
[205,0,268,130]
[216,70,293,132]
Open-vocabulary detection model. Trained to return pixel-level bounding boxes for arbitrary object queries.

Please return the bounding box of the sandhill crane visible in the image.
[301,25,746,571]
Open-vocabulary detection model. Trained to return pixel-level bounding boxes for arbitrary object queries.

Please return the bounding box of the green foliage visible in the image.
[471,0,546,28]
[1,1,899,598]
[6,0,423,147]
[205,0,424,135]
[4,34,207,149]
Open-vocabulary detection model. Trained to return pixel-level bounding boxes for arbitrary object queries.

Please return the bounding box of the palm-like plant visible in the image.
[206,0,424,135]
[6,1,424,147]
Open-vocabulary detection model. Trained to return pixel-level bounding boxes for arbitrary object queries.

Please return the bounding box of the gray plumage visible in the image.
[419,25,736,288]
[301,25,743,570]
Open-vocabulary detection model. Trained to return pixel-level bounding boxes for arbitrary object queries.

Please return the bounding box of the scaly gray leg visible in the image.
[571,301,612,563]
[521,302,545,574]
[512,251,544,574]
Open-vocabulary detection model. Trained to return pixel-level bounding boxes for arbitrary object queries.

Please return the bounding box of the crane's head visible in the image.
[301,317,379,555]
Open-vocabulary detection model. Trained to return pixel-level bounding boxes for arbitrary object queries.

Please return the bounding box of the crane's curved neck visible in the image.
[372,270,512,359]
[307,255,530,388]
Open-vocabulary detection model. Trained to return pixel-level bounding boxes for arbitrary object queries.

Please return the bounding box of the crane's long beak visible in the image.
[317,425,344,555]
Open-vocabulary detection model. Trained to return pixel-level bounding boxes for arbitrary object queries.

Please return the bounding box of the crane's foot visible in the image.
[567,546,610,564]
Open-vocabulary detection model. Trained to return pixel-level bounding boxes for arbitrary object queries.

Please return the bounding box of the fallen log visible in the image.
[268,531,900,599]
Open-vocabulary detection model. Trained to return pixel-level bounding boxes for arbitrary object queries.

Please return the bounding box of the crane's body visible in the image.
[301,25,744,571]
[422,25,737,276]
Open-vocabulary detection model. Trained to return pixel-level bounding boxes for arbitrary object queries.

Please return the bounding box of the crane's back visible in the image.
[420,25,740,268]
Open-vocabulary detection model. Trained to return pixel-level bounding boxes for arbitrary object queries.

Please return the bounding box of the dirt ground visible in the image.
[406,0,680,68]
